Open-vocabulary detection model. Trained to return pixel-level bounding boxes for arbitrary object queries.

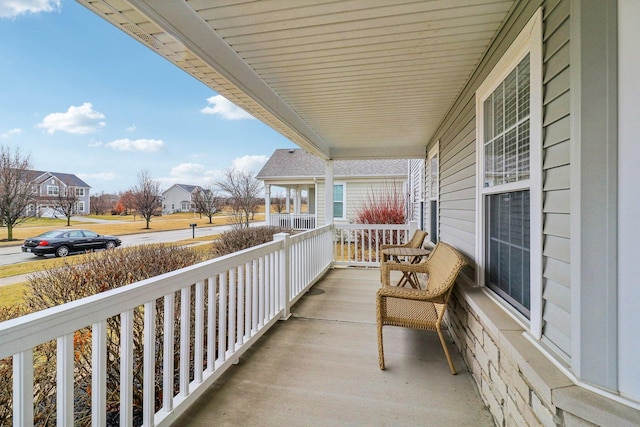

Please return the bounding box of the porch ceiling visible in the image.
[77,0,515,160]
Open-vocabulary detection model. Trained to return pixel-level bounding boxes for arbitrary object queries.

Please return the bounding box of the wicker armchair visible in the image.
[380,230,428,262]
[376,242,467,374]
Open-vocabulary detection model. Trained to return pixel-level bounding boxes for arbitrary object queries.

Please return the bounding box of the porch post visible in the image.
[286,188,291,213]
[324,160,334,225]
[264,184,271,226]
[274,233,291,320]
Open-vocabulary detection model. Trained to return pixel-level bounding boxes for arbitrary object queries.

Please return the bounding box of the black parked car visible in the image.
[22,229,122,257]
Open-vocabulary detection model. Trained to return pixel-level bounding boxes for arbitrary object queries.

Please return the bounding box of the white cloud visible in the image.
[0,0,60,18]
[126,124,136,132]
[88,140,102,148]
[105,138,164,152]
[77,172,116,181]
[200,95,255,120]
[1,128,24,138]
[170,163,205,177]
[37,102,106,135]
[232,155,268,174]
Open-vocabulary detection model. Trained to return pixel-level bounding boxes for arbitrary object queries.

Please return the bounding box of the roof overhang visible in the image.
[77,0,516,160]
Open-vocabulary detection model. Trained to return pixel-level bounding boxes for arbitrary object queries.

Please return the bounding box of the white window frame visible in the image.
[475,9,543,337]
[75,188,85,197]
[76,201,85,213]
[333,182,346,220]
[47,185,59,196]
[426,142,439,244]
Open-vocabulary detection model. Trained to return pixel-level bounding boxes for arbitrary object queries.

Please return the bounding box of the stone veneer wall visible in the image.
[446,285,640,427]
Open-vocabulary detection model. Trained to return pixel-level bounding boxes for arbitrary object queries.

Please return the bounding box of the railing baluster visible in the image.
[162,294,175,411]
[195,281,205,383]
[244,261,252,341]
[237,264,245,346]
[180,287,191,397]
[13,350,34,427]
[57,334,74,425]
[142,301,156,427]
[92,320,107,427]
[228,268,236,358]
[120,310,135,424]
[252,260,259,334]
[207,277,216,372]
[218,273,227,362]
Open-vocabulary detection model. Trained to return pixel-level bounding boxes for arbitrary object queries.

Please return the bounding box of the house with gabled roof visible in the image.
[162,183,207,215]
[257,149,408,229]
[27,170,91,217]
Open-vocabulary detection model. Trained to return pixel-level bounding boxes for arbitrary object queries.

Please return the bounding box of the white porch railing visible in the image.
[268,213,316,230]
[0,222,416,426]
[333,222,416,267]
[0,225,333,427]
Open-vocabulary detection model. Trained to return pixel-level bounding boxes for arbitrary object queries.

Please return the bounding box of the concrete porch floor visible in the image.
[176,267,494,426]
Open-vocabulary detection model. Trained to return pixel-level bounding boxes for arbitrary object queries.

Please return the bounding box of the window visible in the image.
[76,201,85,213]
[75,188,85,197]
[476,11,542,327]
[47,185,59,196]
[333,183,345,219]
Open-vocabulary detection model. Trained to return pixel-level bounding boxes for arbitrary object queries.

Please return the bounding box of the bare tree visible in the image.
[193,185,222,224]
[216,169,262,228]
[273,192,286,213]
[129,170,162,229]
[90,193,110,215]
[0,146,34,240]
[53,181,79,226]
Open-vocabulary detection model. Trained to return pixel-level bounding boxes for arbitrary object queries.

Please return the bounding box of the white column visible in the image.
[264,184,271,226]
[324,160,334,226]
[286,188,291,213]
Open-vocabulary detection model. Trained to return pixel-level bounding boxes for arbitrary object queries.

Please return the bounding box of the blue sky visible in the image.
[0,0,296,194]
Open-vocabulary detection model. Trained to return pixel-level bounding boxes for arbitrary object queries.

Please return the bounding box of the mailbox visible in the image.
[189,223,197,238]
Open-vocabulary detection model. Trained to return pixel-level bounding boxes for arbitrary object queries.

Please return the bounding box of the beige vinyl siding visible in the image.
[430,0,572,360]
[317,178,405,225]
[541,0,571,360]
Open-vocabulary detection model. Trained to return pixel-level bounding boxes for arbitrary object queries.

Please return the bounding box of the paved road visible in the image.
[0,221,264,286]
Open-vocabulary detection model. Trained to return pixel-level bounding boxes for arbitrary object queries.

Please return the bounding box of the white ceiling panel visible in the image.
[77,0,516,160]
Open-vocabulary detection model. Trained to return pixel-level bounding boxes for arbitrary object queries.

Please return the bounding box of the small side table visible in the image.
[381,247,431,288]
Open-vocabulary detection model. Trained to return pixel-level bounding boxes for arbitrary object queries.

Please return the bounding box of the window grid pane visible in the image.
[484,53,530,189]
[486,191,531,316]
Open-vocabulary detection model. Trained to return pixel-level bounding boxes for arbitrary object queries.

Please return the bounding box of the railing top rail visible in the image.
[334,223,409,230]
[0,238,285,359]
[289,224,332,243]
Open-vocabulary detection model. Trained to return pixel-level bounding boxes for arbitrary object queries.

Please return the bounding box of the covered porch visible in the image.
[175,267,492,426]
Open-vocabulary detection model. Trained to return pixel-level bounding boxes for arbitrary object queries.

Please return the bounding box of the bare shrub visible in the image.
[0,245,206,426]
[212,226,293,257]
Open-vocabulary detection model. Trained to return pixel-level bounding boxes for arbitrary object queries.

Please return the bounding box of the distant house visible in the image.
[256,149,408,229]
[162,184,207,215]
[26,170,91,217]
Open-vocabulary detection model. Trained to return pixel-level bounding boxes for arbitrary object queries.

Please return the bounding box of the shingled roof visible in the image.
[29,170,90,188]
[256,149,407,180]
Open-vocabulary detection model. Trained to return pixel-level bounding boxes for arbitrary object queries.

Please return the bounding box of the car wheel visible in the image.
[105,241,116,250]
[55,245,70,257]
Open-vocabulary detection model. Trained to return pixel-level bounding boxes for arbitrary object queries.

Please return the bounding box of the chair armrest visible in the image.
[381,260,430,287]
[376,285,446,302]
